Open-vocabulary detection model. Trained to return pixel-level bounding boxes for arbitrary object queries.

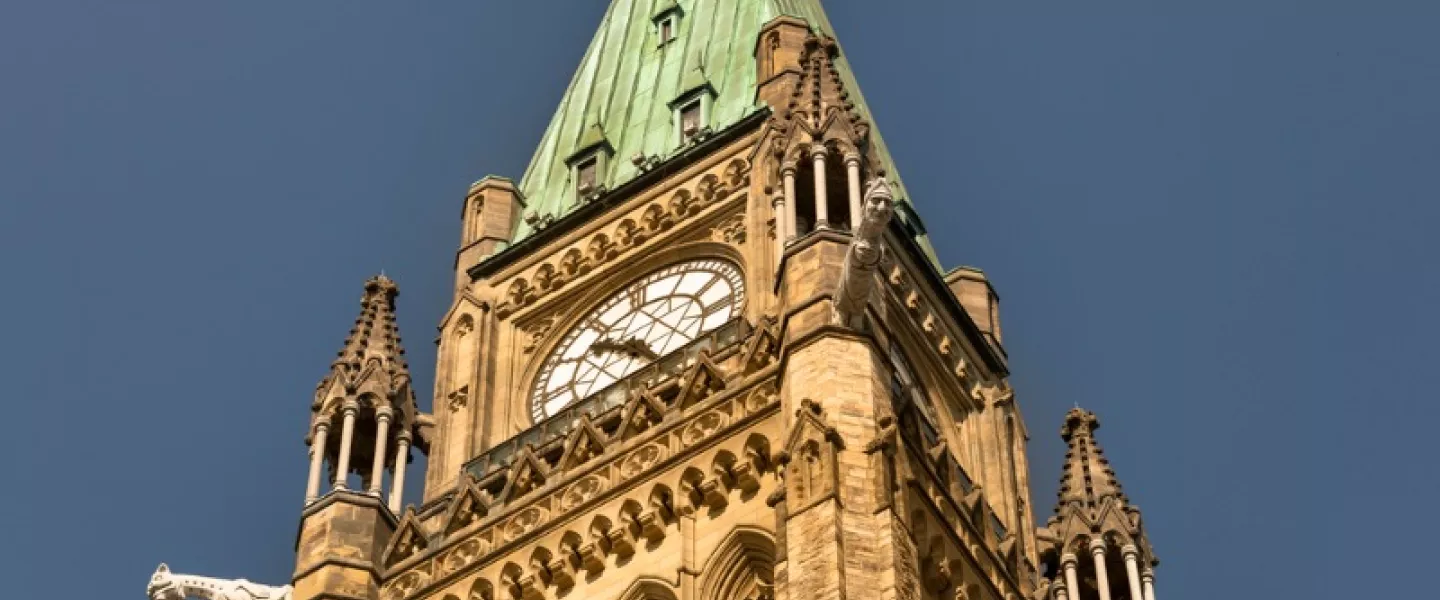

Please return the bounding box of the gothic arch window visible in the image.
[759,32,780,80]
[799,440,823,503]
[789,145,857,235]
[888,340,939,447]
[443,315,475,406]
[793,159,816,235]
[698,528,776,600]
[823,147,851,231]
[619,577,680,600]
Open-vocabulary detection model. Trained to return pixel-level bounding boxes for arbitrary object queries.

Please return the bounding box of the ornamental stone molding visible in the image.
[491,158,751,320]
[379,324,785,600]
[883,257,994,407]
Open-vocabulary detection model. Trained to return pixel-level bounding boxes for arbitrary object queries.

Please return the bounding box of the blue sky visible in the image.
[2,2,1437,599]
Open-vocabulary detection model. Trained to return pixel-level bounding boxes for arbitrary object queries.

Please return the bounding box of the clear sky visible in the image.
[2,2,1436,599]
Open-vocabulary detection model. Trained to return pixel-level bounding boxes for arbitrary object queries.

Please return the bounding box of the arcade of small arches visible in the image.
[305,396,416,513]
[769,141,870,254]
[392,437,779,600]
[1038,534,1156,600]
[435,526,774,600]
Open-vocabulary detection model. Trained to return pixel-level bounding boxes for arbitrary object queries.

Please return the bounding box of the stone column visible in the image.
[772,193,787,260]
[367,407,393,496]
[1061,554,1081,600]
[1089,538,1112,600]
[1052,579,1068,600]
[1121,545,1144,600]
[304,421,330,503]
[389,431,412,513]
[844,152,862,231]
[1141,568,1157,600]
[782,163,798,240]
[333,401,359,490]
[811,144,829,228]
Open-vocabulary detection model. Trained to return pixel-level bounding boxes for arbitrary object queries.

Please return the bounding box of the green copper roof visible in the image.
[513,0,935,261]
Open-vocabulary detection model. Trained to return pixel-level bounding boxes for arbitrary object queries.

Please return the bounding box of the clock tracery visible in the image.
[530,259,745,422]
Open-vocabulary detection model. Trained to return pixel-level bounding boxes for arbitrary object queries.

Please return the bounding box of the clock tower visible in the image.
[147,3,1163,600]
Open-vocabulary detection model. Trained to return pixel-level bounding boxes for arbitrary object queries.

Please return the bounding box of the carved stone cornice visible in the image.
[492,158,751,320]
[881,257,991,410]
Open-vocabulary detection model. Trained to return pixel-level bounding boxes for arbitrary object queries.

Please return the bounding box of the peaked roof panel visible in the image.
[511,0,935,261]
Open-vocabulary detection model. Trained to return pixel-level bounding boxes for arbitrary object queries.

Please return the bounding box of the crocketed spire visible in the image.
[1035,408,1157,594]
[334,274,409,379]
[313,274,418,422]
[1055,407,1127,511]
[761,29,876,179]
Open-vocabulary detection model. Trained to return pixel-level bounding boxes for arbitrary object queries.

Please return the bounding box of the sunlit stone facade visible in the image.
[146,4,1160,600]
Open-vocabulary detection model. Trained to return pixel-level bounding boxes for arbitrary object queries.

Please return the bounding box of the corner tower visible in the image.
[292,275,434,600]
[1036,409,1159,600]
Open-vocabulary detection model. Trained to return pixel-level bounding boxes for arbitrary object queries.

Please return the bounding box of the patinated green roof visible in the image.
[513,0,934,260]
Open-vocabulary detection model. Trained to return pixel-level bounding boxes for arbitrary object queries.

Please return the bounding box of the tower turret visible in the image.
[1036,408,1158,600]
[294,275,434,600]
[306,274,432,508]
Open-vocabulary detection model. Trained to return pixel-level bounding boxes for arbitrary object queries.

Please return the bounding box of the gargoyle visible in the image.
[148,564,292,600]
[832,177,895,328]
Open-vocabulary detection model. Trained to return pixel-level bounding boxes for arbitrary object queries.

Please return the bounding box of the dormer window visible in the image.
[679,99,702,142]
[670,69,714,146]
[653,1,682,47]
[566,122,612,203]
[575,156,598,196]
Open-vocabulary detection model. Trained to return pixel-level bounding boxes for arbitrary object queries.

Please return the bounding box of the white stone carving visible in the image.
[833,177,895,327]
[148,564,293,600]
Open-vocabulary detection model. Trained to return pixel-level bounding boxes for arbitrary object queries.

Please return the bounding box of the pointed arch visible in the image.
[698,527,776,600]
[618,577,680,600]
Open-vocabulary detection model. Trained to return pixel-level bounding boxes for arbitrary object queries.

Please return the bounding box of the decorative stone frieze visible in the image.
[379,350,783,600]
[493,158,751,319]
[710,212,748,244]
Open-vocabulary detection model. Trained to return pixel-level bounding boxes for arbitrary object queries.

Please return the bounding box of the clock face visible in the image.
[530,259,745,422]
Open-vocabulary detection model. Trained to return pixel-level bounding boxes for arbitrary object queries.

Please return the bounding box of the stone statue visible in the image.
[833,177,895,328]
[148,564,293,600]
